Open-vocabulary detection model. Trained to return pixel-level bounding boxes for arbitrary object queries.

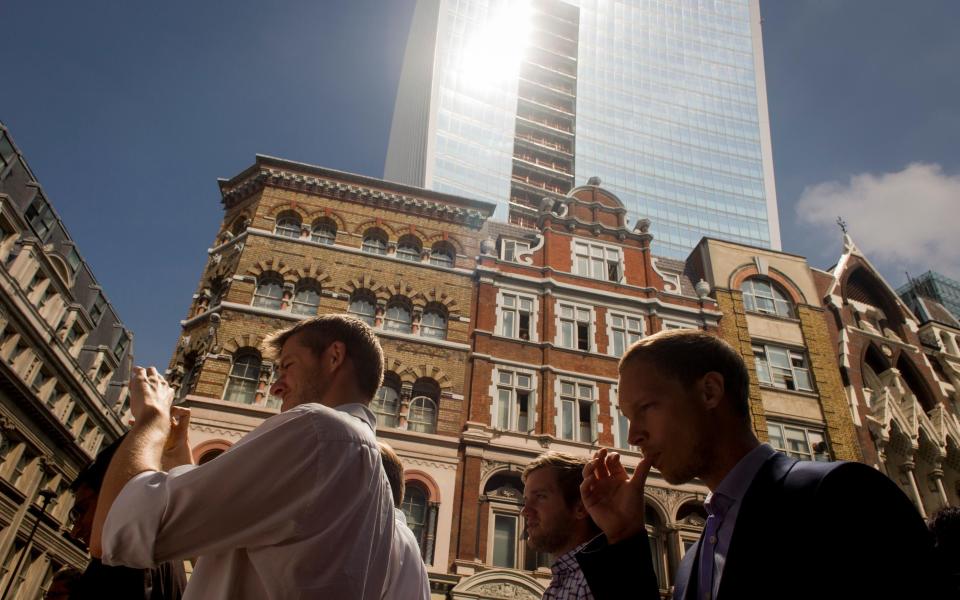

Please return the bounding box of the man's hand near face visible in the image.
[580,448,652,544]
[90,367,177,557]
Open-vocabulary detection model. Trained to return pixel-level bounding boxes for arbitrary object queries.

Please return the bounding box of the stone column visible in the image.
[929,463,950,508]
[900,457,927,519]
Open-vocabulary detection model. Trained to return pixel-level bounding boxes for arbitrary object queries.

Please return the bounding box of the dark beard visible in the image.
[527,527,571,554]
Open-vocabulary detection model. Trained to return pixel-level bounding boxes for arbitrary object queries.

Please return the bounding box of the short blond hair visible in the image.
[262,314,384,400]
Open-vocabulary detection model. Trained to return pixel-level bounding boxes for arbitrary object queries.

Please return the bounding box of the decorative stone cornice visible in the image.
[220,168,493,229]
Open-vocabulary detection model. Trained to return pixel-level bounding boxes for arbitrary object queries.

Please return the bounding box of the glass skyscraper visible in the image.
[386,0,780,258]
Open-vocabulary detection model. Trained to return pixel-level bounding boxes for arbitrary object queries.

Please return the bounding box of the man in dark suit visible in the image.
[576,329,942,599]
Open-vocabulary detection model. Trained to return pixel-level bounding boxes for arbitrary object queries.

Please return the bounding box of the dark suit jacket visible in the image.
[578,452,943,599]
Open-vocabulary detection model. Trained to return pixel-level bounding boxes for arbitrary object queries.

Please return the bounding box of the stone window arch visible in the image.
[420,303,448,340]
[372,371,401,428]
[310,217,337,245]
[383,296,413,333]
[361,228,388,255]
[429,241,455,268]
[274,210,302,239]
[252,272,285,310]
[223,349,261,405]
[291,279,321,316]
[347,290,377,326]
[396,234,422,262]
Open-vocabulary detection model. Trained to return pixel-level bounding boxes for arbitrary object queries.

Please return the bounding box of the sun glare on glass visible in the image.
[458,1,533,87]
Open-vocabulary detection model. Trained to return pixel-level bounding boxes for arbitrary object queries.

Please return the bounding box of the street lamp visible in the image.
[0,489,58,600]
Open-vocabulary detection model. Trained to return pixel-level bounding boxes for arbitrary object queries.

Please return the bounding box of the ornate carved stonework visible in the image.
[473,583,539,600]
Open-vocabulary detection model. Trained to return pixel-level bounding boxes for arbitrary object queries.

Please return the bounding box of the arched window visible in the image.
[372,372,401,428]
[274,211,302,239]
[420,305,447,339]
[198,449,224,464]
[252,273,284,310]
[384,298,413,333]
[311,218,337,245]
[361,228,388,255]
[396,235,422,262]
[408,397,437,434]
[429,241,454,267]
[292,280,321,316]
[741,277,794,318]
[224,350,261,404]
[348,291,377,326]
[401,484,431,562]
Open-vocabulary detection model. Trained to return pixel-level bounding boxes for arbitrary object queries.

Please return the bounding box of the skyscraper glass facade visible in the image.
[385,0,780,258]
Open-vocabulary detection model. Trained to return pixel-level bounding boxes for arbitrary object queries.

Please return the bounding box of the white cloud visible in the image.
[796,163,960,281]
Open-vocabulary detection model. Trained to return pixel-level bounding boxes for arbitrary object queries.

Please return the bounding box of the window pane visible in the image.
[578,400,592,442]
[497,389,511,428]
[502,310,515,337]
[493,515,517,568]
[561,400,574,439]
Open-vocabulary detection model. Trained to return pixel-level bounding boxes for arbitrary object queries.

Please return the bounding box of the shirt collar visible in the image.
[552,539,591,575]
[335,403,377,432]
[708,443,775,507]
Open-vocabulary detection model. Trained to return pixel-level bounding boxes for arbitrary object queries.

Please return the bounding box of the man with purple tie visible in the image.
[576,329,943,599]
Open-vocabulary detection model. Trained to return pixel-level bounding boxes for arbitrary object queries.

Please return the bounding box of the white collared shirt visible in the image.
[102,403,396,600]
[382,508,431,600]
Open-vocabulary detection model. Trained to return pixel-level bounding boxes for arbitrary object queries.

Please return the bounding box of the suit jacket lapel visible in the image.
[716,453,797,599]
[673,537,700,600]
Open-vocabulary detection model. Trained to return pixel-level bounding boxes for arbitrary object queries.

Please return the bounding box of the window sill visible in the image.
[744,310,800,324]
[757,384,819,399]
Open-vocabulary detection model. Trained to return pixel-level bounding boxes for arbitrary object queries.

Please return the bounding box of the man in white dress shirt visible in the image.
[90,315,397,599]
[378,442,431,600]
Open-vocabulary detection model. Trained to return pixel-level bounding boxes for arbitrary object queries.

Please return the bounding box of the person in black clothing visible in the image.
[929,506,960,596]
[577,329,944,599]
[69,425,190,599]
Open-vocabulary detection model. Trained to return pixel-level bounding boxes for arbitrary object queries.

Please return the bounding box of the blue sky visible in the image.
[1,0,957,368]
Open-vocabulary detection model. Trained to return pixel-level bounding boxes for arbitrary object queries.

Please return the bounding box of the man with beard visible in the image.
[90,315,397,599]
[577,329,942,599]
[521,452,602,600]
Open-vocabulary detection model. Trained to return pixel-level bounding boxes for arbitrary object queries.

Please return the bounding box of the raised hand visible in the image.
[129,366,175,425]
[580,448,652,544]
[162,407,195,470]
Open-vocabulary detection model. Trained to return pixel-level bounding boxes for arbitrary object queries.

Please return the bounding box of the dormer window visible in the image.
[501,239,530,263]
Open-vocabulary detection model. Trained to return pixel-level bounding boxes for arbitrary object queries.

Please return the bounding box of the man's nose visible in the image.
[270,379,286,396]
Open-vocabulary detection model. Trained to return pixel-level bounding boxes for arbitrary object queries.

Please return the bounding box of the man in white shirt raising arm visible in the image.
[90,315,399,600]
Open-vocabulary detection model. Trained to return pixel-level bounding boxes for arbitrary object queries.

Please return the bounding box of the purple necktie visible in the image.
[697,493,730,600]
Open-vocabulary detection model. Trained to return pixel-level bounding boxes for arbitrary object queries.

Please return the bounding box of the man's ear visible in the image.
[326,341,347,371]
[701,371,725,409]
[574,499,591,521]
